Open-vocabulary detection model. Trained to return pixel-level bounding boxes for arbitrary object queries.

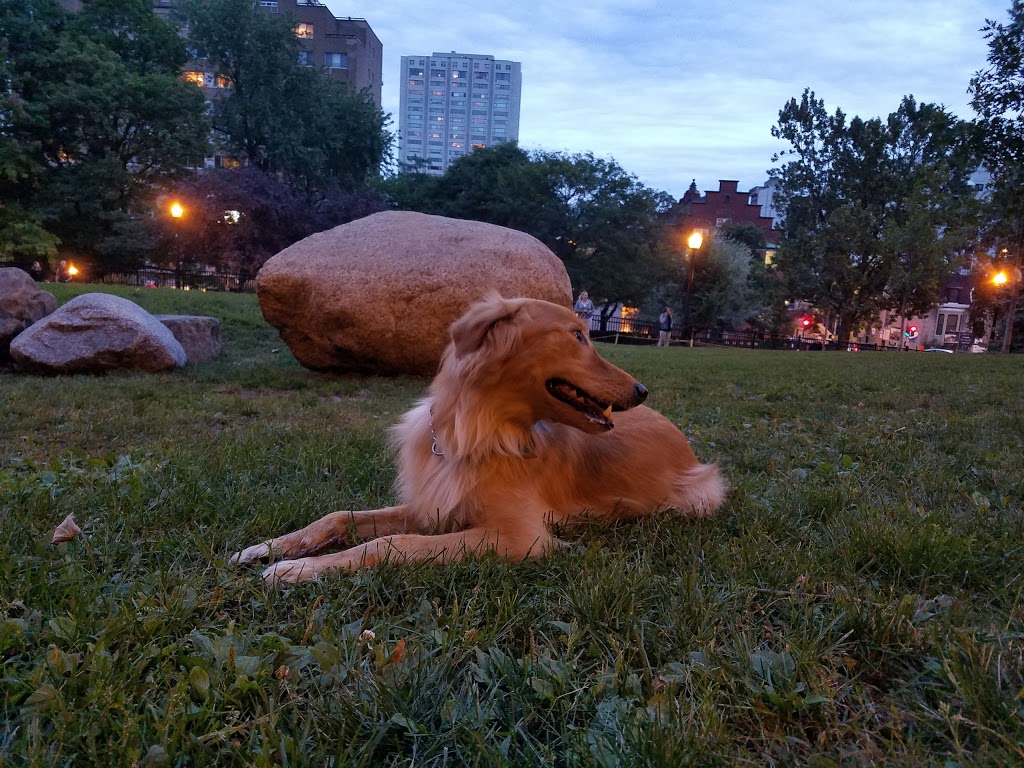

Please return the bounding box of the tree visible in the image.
[385,144,675,324]
[175,0,391,192]
[0,0,209,267]
[770,90,978,344]
[166,167,387,274]
[970,0,1024,351]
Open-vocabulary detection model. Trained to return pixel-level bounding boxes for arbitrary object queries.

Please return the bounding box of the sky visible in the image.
[326,0,1007,201]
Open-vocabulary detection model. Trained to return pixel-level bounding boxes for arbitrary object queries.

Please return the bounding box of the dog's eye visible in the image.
[574,329,586,343]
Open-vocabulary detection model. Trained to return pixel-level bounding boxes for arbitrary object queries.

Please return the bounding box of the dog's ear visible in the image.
[451,293,521,358]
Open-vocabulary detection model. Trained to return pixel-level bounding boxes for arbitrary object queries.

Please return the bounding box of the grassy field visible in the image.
[1,283,1023,767]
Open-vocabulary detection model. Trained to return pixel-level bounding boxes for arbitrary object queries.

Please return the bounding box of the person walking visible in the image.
[574,291,595,336]
[657,307,673,347]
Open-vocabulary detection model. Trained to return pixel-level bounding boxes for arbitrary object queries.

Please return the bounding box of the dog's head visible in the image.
[445,293,648,433]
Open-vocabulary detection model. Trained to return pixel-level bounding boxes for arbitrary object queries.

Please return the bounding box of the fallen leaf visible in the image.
[51,514,81,544]
[388,638,406,665]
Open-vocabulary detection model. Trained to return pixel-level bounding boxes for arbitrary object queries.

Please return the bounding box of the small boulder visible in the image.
[155,314,222,364]
[10,293,186,374]
[257,210,572,375]
[0,268,57,363]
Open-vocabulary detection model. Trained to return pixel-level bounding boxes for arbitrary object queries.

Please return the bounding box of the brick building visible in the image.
[666,179,778,245]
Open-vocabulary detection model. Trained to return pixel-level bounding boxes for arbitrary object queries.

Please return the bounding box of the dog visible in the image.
[232,294,726,584]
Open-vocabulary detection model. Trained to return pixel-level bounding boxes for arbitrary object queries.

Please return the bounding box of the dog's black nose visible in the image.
[634,382,648,403]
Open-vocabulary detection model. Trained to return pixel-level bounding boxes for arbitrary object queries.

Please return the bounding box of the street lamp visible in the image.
[170,201,184,289]
[683,230,703,337]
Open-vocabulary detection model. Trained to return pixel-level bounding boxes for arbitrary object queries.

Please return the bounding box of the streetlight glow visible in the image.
[993,271,1008,286]
[170,202,184,219]
[687,231,703,250]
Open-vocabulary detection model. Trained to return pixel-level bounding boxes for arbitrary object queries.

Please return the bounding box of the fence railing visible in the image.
[589,319,982,352]
[99,267,257,293]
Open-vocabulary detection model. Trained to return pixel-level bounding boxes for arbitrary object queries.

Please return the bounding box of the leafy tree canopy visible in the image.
[385,144,676,311]
[175,0,392,192]
[0,0,209,263]
[770,89,979,343]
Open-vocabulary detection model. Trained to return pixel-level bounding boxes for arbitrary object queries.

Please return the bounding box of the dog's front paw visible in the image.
[230,541,272,566]
[262,558,319,586]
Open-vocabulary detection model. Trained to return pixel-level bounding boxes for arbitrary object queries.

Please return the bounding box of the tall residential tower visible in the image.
[398,52,522,174]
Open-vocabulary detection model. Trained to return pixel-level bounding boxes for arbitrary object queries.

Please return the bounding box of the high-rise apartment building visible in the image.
[398,52,522,174]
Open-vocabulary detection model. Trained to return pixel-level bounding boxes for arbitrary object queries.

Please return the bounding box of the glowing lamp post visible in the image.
[170,201,184,289]
[683,230,703,337]
[993,266,1021,353]
[66,264,79,280]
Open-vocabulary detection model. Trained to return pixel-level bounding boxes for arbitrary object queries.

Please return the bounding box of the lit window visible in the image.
[216,74,232,88]
[295,23,314,39]
[472,143,487,149]
[408,67,425,77]
[326,52,348,69]
[183,70,205,87]
[450,141,464,148]
[297,51,312,67]
[764,250,776,266]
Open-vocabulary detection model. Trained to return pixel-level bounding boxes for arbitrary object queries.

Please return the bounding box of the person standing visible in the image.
[574,291,595,335]
[657,307,673,347]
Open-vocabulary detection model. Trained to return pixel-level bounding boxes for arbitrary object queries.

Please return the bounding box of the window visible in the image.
[326,52,348,69]
[184,70,205,86]
[492,127,506,134]
[431,69,446,78]
[430,90,445,96]
[215,74,232,88]
[408,67,425,77]
[495,72,510,81]
[294,23,314,39]
[450,141,464,148]
[297,51,312,67]
[473,72,489,80]
[259,1,278,7]
[407,106,423,112]
[472,142,487,149]
[452,70,468,80]
[715,217,729,227]
[408,78,423,86]
[471,109,487,116]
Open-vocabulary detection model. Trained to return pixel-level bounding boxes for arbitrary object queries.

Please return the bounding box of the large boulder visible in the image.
[0,268,57,363]
[10,293,186,374]
[155,314,222,364]
[256,210,572,375]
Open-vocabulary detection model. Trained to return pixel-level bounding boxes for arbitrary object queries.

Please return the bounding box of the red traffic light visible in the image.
[800,317,812,328]
[909,324,918,334]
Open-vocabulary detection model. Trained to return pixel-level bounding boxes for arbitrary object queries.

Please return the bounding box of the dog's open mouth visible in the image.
[545,378,615,429]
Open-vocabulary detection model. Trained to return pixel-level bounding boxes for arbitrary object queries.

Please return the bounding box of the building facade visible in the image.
[152,0,382,108]
[666,179,779,245]
[398,52,522,175]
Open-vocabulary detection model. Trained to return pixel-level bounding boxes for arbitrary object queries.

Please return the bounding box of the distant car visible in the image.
[923,347,954,353]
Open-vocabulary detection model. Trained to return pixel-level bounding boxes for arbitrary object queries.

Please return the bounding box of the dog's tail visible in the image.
[671,463,727,517]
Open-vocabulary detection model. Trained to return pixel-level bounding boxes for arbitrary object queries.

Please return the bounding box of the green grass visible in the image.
[2,284,1023,766]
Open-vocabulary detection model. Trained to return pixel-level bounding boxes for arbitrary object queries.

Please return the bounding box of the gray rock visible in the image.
[0,268,57,363]
[155,314,222,364]
[256,210,572,375]
[10,293,186,374]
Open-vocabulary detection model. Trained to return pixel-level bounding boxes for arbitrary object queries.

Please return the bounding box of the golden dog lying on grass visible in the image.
[232,294,726,584]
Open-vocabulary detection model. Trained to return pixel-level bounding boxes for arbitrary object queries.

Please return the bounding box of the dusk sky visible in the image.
[329,0,1006,201]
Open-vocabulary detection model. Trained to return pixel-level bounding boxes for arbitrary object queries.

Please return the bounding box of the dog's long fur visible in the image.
[232,294,726,584]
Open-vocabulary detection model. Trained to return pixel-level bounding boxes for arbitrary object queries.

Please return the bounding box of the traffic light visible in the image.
[905,324,918,338]
[800,316,812,328]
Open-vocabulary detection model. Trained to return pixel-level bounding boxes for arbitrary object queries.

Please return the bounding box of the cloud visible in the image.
[331,0,1004,197]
